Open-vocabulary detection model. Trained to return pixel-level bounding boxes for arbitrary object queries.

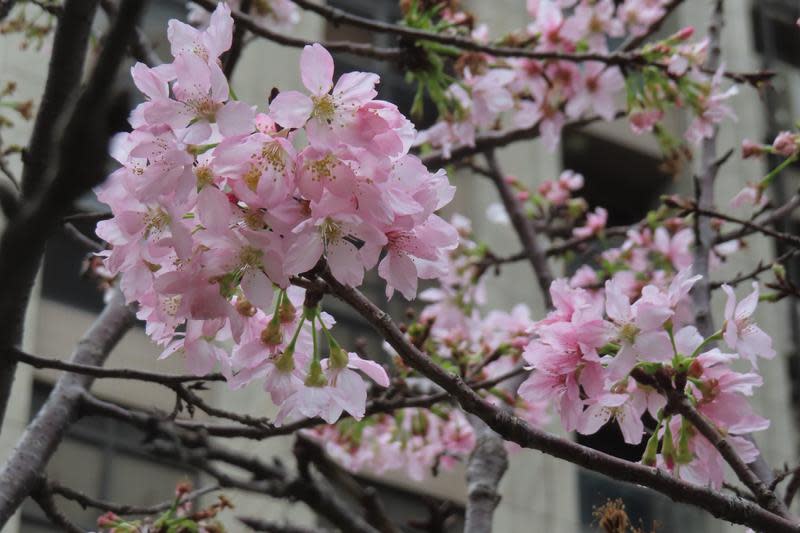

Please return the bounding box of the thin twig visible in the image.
[31,484,83,533]
[8,347,224,385]
[484,151,553,306]
[192,0,402,61]
[47,478,220,516]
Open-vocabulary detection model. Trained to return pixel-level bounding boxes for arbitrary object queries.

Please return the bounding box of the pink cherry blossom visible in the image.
[722,283,776,366]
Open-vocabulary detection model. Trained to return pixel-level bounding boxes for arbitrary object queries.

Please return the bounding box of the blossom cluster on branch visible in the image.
[413,0,737,156]
[306,217,550,480]
[95,3,462,426]
[92,0,788,507]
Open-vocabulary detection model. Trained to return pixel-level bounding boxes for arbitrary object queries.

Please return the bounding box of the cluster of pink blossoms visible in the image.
[305,217,549,480]
[95,4,459,425]
[415,0,737,156]
[519,269,774,488]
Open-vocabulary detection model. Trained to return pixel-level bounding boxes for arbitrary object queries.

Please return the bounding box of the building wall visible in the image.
[0,2,797,532]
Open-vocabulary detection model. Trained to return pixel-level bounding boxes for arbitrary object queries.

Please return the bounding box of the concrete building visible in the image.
[0,1,798,532]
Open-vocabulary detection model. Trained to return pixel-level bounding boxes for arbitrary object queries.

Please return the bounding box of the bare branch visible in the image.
[46,478,219,516]
[31,483,83,533]
[691,0,724,338]
[464,415,508,533]
[421,114,616,169]
[0,290,135,527]
[714,189,800,245]
[8,347,225,385]
[710,249,800,289]
[222,0,251,78]
[0,0,101,434]
[484,151,553,306]
[238,517,330,533]
[294,436,400,533]
[192,0,402,61]
[147,438,381,533]
[0,0,146,431]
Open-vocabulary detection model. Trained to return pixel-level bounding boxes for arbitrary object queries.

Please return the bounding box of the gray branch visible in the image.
[0,290,135,527]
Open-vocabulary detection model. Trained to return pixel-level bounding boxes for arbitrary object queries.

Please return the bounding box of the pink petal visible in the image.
[241,269,275,311]
[300,43,334,95]
[269,90,313,129]
[347,353,390,387]
[217,100,255,137]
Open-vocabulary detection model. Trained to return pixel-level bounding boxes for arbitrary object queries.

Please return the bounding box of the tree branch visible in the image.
[8,347,224,384]
[147,438,381,533]
[0,0,101,435]
[222,0,251,78]
[670,394,791,518]
[319,270,800,533]
[0,290,135,528]
[464,415,508,533]
[484,151,554,306]
[45,477,219,516]
[237,517,330,533]
[31,483,83,533]
[294,436,400,533]
[421,113,616,169]
[191,0,402,61]
[691,0,724,338]
[0,0,145,432]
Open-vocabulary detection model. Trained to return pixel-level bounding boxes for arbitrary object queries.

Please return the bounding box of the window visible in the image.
[21,382,198,532]
[561,130,672,227]
[752,1,800,69]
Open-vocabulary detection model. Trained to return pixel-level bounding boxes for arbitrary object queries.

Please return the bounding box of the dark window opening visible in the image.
[561,130,673,227]
[752,1,800,69]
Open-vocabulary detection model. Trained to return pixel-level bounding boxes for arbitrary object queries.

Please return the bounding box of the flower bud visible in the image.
[773,131,799,157]
[176,481,192,496]
[328,336,349,369]
[741,139,765,159]
[675,26,694,41]
[279,297,297,323]
[642,429,660,466]
[688,358,703,378]
[261,320,283,346]
[97,512,121,527]
[236,298,256,317]
[304,358,327,387]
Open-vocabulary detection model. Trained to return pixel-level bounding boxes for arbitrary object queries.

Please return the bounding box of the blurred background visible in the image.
[1,1,799,531]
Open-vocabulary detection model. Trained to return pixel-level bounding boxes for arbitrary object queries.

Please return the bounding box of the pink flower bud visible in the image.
[772,131,799,157]
[97,512,120,527]
[741,139,765,159]
[676,26,694,40]
[516,190,530,201]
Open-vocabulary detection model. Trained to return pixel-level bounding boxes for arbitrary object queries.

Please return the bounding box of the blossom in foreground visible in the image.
[96,4,450,428]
